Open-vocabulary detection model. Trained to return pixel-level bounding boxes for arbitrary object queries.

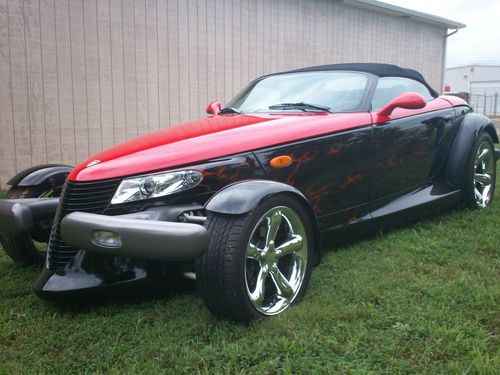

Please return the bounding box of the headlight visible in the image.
[111,170,203,204]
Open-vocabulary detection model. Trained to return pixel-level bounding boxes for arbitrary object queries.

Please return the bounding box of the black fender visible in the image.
[445,113,499,190]
[205,180,321,264]
[7,164,73,189]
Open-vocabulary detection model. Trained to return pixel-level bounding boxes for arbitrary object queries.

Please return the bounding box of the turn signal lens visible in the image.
[91,230,122,248]
[270,155,293,169]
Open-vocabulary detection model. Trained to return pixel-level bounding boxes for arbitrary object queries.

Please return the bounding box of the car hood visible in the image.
[69,112,372,181]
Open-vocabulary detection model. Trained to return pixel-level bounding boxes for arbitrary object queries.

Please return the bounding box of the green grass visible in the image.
[1,178,499,374]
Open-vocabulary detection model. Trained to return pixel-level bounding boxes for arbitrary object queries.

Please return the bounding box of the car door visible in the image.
[369,77,455,207]
[254,116,373,232]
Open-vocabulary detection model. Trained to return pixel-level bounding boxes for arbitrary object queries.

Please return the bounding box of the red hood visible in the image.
[69,113,372,181]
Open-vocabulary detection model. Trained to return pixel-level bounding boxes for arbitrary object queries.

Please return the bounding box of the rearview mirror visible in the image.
[377,92,427,117]
[206,101,222,115]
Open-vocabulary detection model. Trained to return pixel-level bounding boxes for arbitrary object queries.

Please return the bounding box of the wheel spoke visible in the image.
[474,173,492,186]
[265,212,282,247]
[246,243,260,259]
[269,265,294,298]
[275,235,303,257]
[474,187,483,205]
[476,147,490,163]
[482,185,491,203]
[249,267,268,305]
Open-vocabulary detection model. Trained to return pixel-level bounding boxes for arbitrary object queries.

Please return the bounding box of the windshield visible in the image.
[226,71,370,113]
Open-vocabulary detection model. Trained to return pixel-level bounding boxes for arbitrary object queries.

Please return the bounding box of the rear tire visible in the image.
[463,133,496,209]
[195,195,314,322]
[0,185,54,265]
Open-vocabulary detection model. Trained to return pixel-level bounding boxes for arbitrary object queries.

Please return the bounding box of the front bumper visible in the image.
[60,210,208,262]
[1,198,207,296]
[0,198,208,262]
[0,198,59,235]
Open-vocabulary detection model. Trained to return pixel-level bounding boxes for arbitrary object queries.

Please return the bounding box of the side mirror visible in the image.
[206,101,222,115]
[377,92,427,117]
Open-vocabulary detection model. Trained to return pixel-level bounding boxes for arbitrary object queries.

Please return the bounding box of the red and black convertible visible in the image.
[0,63,498,321]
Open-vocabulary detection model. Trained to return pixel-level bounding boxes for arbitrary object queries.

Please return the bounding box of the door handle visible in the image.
[443,115,454,127]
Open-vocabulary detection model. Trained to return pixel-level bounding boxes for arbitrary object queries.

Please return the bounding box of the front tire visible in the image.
[0,185,54,265]
[463,133,497,209]
[195,195,314,322]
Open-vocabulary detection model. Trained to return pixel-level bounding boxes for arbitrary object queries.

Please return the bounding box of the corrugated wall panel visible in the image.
[24,0,46,167]
[110,0,126,145]
[69,0,90,163]
[122,0,137,140]
[56,0,76,165]
[82,0,102,156]
[0,0,15,188]
[133,0,148,137]
[146,0,159,133]
[165,0,178,124]
[9,0,33,173]
[0,0,446,188]
[96,0,114,151]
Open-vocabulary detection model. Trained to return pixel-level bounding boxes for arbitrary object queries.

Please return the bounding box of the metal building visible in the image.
[0,0,464,188]
[445,65,500,116]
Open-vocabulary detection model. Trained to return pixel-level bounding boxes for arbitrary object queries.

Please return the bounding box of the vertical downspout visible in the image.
[443,28,460,94]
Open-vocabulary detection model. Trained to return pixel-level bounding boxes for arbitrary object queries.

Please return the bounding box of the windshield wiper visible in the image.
[268,102,331,113]
[218,107,241,115]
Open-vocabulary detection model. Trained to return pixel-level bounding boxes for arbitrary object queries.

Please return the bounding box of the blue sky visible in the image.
[382,0,500,67]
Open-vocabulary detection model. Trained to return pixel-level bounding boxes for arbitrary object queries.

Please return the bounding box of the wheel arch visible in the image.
[7,164,73,189]
[205,180,321,264]
[483,124,499,144]
[445,113,498,190]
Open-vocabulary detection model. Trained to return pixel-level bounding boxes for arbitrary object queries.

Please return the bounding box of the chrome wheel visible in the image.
[244,206,308,315]
[473,141,495,208]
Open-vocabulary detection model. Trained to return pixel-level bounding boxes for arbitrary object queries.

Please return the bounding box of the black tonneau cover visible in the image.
[272,63,439,98]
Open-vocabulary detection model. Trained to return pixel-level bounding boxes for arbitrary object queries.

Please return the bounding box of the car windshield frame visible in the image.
[225,70,377,114]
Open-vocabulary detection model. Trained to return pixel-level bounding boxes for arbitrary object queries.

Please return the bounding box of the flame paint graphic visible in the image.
[328,146,341,156]
[203,165,229,179]
[376,154,397,169]
[293,150,317,168]
[284,150,318,185]
[386,155,396,168]
[202,158,255,183]
[339,172,363,190]
[304,182,337,213]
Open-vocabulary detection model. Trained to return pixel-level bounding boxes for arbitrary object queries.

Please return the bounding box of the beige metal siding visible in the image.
[0,0,446,188]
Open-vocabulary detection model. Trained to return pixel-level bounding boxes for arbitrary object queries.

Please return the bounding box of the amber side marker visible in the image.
[270,155,293,169]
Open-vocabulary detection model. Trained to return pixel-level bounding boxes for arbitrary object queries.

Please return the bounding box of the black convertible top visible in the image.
[275,63,439,97]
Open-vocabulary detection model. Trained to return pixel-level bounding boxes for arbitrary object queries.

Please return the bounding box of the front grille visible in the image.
[47,179,121,270]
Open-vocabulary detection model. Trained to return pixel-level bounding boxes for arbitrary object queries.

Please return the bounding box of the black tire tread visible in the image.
[196,213,252,320]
